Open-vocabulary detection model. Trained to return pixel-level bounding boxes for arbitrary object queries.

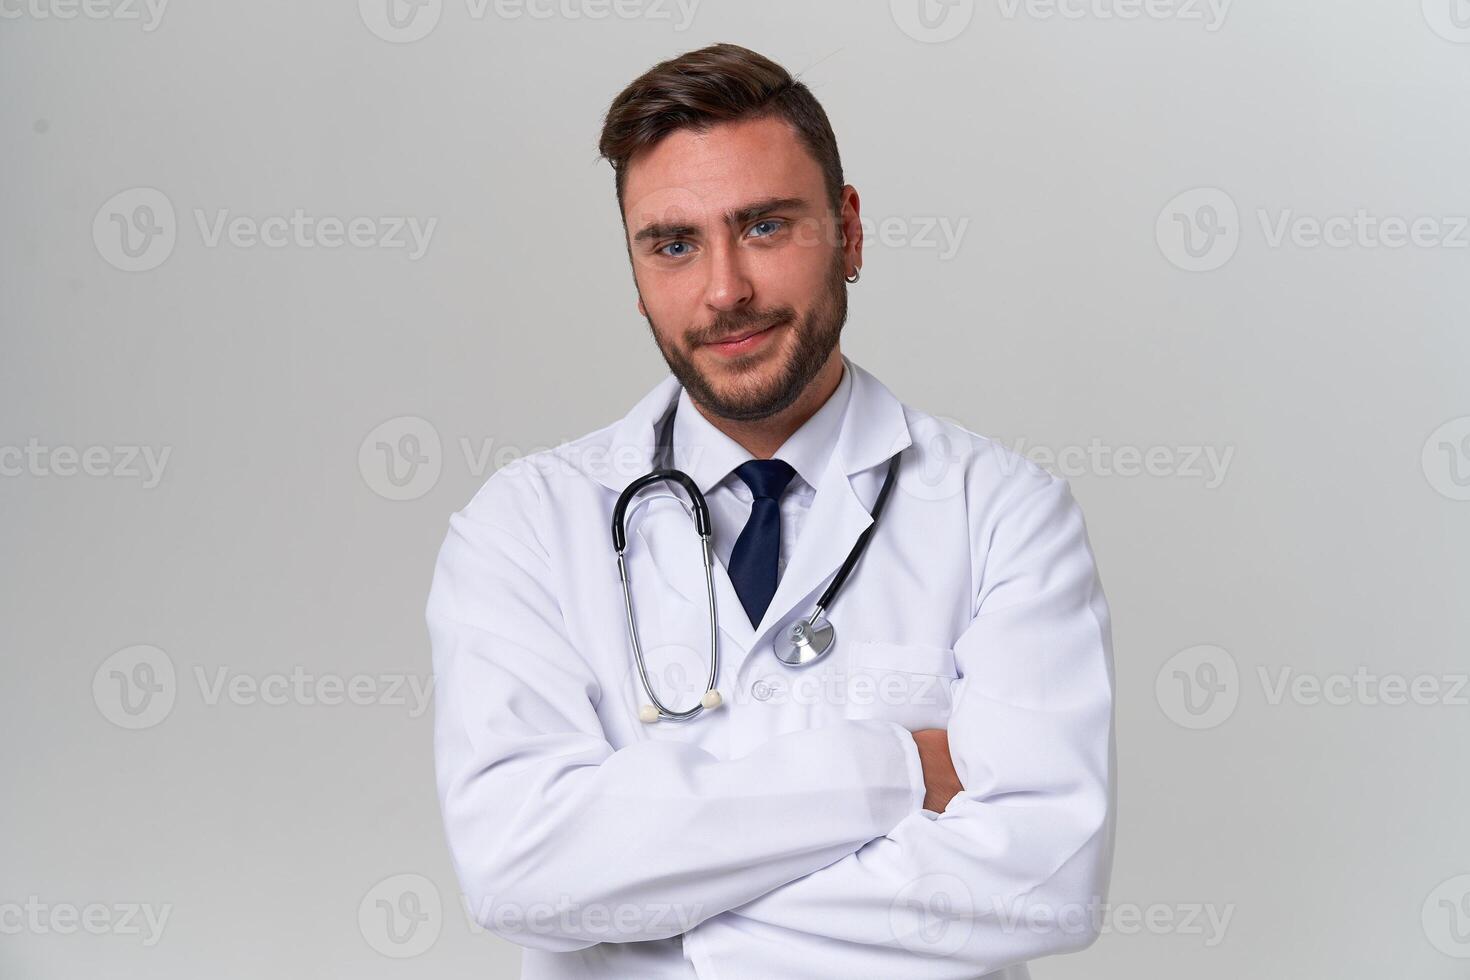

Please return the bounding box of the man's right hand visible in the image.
[912,728,963,813]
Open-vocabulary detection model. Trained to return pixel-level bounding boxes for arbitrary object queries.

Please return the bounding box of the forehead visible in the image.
[621,115,826,227]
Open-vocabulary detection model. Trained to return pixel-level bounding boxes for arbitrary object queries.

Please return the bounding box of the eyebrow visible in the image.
[631,196,809,245]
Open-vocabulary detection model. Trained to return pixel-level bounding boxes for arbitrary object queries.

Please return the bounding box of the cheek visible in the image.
[761,233,837,290]
[755,262,828,318]
[637,267,697,317]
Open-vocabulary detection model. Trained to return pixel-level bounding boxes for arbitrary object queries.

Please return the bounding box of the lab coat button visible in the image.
[751,677,781,702]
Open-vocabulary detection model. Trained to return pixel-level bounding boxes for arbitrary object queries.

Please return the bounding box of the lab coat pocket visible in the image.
[837,640,960,732]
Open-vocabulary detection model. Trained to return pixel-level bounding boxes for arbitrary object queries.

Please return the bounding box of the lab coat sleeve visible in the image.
[427,464,927,953]
[714,468,1116,976]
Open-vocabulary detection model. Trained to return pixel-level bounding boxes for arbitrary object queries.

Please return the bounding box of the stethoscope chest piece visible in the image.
[775,618,835,667]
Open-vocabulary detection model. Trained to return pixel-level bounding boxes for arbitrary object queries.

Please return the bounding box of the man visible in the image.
[428,42,1115,980]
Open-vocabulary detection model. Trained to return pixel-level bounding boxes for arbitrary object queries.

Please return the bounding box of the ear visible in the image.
[838,185,863,278]
[637,297,648,317]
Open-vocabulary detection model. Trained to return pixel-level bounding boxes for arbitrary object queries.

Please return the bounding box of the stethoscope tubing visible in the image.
[614,534,720,723]
[610,451,902,722]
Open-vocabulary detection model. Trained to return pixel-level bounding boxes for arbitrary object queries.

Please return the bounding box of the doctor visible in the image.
[428,42,1115,980]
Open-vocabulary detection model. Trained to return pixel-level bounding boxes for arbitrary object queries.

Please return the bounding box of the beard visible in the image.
[643,250,849,422]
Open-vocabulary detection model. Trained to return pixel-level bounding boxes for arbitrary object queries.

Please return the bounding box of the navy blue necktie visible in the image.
[727,459,797,627]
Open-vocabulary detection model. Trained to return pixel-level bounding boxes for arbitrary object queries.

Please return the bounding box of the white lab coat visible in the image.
[428,355,1116,980]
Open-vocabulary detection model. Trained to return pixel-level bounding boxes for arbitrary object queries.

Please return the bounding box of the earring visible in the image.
[845,268,861,284]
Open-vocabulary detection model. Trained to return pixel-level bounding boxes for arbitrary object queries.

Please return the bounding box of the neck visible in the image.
[696,351,845,460]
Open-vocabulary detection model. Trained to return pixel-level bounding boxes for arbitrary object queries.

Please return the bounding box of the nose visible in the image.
[702,238,753,313]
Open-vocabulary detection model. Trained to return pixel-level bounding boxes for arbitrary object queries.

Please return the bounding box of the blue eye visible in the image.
[659,241,693,258]
[749,219,784,238]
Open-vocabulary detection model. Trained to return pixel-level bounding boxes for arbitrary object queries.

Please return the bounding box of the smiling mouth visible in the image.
[704,316,789,347]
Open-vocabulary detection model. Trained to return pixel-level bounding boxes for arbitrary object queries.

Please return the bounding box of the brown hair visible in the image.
[597,43,846,220]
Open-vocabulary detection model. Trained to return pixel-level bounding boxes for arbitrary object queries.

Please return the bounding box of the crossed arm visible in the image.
[428,464,1114,973]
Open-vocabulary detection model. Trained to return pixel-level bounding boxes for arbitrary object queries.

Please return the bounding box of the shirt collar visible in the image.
[672,357,853,495]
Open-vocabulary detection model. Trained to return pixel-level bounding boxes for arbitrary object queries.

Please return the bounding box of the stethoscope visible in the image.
[610,426,903,724]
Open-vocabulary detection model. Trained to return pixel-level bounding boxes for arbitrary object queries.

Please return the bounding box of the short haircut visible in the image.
[597,43,846,220]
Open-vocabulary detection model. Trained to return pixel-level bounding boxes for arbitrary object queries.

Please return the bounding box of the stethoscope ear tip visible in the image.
[639,689,722,724]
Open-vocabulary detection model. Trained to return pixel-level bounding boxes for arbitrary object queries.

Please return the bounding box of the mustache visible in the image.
[693,309,795,345]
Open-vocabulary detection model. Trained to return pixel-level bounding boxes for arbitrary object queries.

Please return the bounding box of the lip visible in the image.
[704,318,787,356]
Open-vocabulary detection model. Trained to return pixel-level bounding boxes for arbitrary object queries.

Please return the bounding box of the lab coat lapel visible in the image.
[753,451,871,640]
[635,509,756,653]
[750,360,914,645]
[591,371,757,653]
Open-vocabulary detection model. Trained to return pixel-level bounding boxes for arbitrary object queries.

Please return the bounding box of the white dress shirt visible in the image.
[670,359,852,580]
